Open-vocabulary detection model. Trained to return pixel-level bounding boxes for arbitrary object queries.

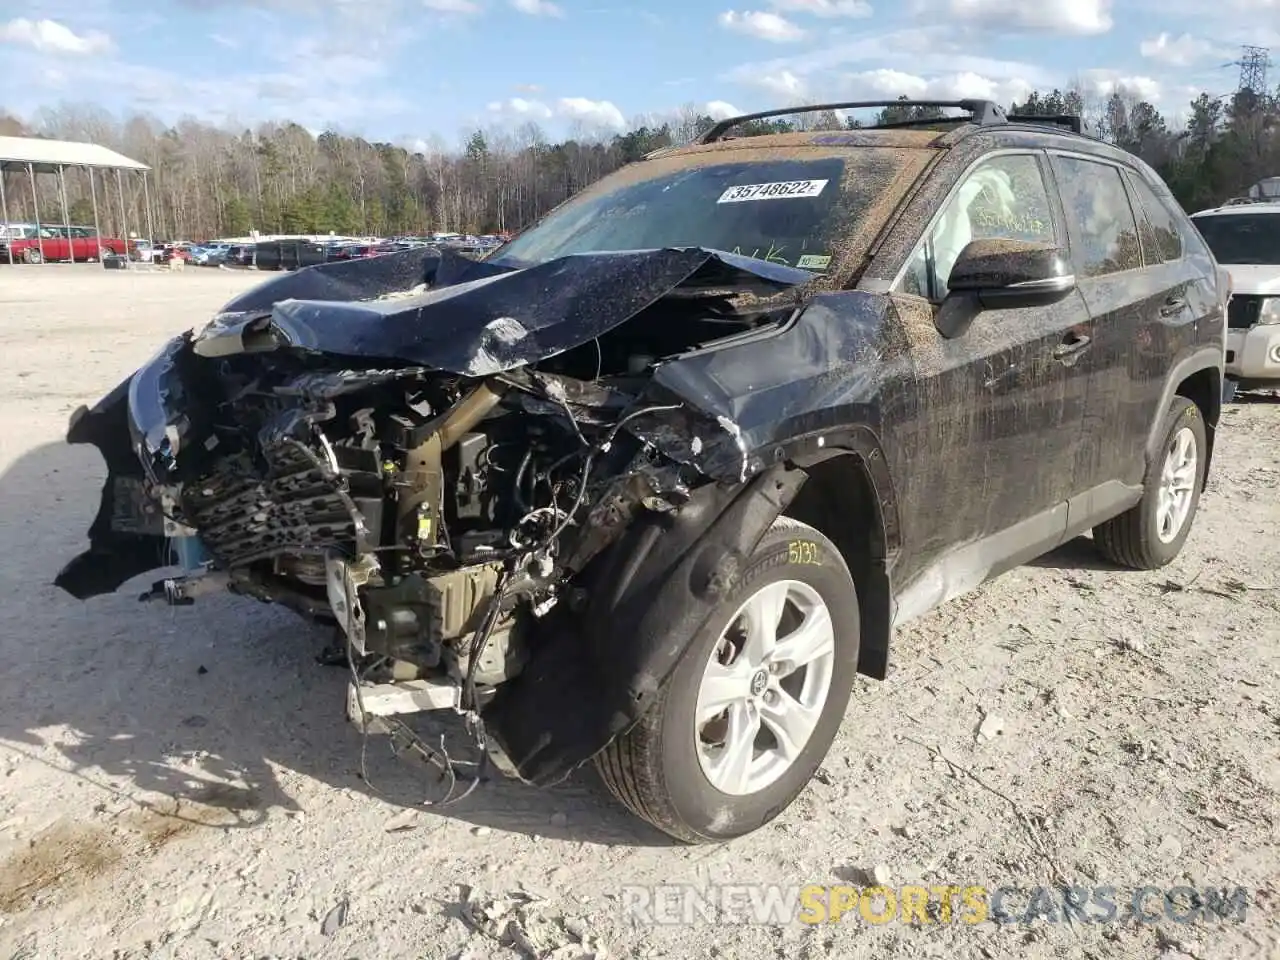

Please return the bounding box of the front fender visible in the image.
[483,461,808,786]
[55,376,172,599]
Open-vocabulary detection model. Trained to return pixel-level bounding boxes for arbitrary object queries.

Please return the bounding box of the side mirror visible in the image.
[937,238,1076,338]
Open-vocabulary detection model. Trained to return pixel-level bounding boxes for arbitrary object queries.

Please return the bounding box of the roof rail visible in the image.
[1006,113,1083,135]
[698,99,1007,144]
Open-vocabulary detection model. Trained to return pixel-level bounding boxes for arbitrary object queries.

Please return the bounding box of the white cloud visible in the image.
[209,33,239,48]
[940,0,1112,35]
[487,96,554,119]
[727,26,1052,84]
[510,0,565,15]
[557,97,627,129]
[719,10,806,42]
[727,26,1054,109]
[838,68,1034,108]
[745,69,811,101]
[706,100,744,119]
[0,18,113,54]
[769,0,872,15]
[845,68,929,98]
[1079,69,1162,102]
[1139,32,1219,67]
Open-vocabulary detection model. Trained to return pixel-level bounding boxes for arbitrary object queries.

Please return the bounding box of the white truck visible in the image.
[1191,199,1280,394]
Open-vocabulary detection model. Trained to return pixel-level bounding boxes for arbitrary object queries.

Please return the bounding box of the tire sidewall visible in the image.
[1141,399,1207,564]
[654,524,860,841]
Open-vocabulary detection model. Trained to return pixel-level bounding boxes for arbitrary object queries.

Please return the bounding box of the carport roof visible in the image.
[0,135,149,173]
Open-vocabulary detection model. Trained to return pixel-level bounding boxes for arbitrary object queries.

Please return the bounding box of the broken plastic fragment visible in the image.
[715,415,750,482]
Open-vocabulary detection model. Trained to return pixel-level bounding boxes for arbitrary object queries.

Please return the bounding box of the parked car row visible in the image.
[209,233,505,272]
[0,222,509,269]
[0,223,129,263]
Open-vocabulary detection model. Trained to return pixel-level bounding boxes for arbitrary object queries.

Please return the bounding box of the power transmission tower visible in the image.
[1236,45,1270,94]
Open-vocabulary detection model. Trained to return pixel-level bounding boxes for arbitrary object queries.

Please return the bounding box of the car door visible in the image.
[43,228,70,262]
[1122,170,1209,428]
[886,150,1090,602]
[68,227,88,260]
[1045,153,1187,511]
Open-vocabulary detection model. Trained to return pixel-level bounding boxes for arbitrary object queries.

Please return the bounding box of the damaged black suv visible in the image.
[57,99,1226,843]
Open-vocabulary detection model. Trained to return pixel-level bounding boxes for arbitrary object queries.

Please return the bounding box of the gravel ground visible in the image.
[0,265,1277,960]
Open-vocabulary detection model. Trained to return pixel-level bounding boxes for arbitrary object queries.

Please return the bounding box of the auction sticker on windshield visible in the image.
[717,179,829,203]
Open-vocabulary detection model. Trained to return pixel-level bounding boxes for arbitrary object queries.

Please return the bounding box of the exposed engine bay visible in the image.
[162,368,689,697]
[55,245,825,787]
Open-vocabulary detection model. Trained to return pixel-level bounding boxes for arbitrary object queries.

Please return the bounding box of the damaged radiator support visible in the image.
[339,379,532,758]
[394,381,506,560]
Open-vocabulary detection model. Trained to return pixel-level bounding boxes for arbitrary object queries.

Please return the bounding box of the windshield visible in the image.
[493,146,931,275]
[1193,213,1280,265]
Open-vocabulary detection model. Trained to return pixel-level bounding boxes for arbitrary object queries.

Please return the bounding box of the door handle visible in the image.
[1160,296,1186,317]
[1052,333,1091,360]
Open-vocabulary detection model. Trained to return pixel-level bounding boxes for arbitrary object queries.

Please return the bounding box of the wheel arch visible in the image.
[1149,348,1223,482]
[484,460,811,786]
[777,428,898,681]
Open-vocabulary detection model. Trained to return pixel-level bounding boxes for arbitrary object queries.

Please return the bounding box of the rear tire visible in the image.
[1093,396,1206,569]
[596,516,860,843]
[22,248,42,264]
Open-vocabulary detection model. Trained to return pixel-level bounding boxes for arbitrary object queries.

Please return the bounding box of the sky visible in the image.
[2,0,1279,149]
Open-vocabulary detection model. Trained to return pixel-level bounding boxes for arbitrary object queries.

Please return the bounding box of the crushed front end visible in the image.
[55,245,815,787]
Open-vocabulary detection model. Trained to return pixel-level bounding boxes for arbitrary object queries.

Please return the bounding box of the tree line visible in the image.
[0,84,1277,243]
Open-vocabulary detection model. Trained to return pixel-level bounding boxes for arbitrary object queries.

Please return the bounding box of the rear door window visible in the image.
[1051,156,1143,278]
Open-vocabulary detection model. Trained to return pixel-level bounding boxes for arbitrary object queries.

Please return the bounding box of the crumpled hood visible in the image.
[193,245,815,375]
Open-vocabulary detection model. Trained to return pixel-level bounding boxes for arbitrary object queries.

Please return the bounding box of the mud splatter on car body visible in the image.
[53,100,1226,834]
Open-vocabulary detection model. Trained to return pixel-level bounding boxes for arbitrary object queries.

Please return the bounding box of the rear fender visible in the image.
[483,461,808,786]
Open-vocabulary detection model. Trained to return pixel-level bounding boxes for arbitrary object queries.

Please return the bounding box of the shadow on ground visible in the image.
[1022,534,1127,572]
[0,440,666,848]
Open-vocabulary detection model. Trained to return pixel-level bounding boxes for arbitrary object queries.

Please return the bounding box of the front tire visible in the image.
[22,248,42,264]
[1093,396,1207,569]
[596,516,860,843]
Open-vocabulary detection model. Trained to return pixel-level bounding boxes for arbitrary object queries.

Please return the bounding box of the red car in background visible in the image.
[0,225,129,263]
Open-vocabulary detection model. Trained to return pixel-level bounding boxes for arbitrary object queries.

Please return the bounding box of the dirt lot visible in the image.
[0,265,1276,960]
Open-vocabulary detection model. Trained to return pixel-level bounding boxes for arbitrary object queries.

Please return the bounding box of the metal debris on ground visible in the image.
[320,897,349,936]
[382,808,422,832]
[459,886,610,959]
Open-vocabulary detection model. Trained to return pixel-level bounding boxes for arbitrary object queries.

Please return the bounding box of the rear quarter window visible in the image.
[1124,173,1183,263]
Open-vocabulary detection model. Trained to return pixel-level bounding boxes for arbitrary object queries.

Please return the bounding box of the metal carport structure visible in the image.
[0,135,152,266]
